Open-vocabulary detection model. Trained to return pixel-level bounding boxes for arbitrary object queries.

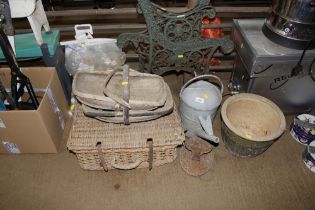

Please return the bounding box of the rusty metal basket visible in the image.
[67,105,185,171]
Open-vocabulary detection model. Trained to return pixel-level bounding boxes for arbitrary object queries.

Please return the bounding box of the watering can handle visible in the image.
[180,74,224,97]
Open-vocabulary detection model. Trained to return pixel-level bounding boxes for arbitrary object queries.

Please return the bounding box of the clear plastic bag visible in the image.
[62,24,126,76]
[65,42,126,76]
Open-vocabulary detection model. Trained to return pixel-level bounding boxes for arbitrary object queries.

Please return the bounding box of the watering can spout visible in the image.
[198,116,220,144]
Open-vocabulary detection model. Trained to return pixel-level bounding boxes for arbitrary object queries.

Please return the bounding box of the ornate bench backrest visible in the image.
[137,0,215,50]
[117,0,234,75]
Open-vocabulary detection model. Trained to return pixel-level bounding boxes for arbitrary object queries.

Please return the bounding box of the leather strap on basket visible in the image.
[96,143,108,172]
[103,65,130,125]
[147,139,153,170]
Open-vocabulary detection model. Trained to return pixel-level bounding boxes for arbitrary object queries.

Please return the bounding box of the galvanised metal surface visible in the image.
[263,0,315,49]
[117,0,234,75]
[230,19,315,114]
[179,74,223,143]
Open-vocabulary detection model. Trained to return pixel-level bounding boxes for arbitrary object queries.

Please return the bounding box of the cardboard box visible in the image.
[0,67,69,153]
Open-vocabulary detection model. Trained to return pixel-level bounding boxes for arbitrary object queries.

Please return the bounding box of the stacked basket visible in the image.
[72,65,174,124]
[67,65,185,170]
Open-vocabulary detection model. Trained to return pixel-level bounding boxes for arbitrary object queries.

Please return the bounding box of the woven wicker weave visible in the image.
[67,105,185,170]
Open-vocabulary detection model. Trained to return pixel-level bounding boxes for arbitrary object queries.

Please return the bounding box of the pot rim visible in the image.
[221,93,286,142]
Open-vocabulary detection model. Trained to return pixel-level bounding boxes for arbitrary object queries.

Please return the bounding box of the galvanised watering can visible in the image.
[179,75,223,143]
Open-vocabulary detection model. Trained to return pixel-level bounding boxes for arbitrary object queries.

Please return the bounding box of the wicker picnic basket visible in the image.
[67,105,185,171]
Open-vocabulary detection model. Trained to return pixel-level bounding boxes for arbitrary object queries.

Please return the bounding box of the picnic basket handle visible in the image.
[111,158,143,170]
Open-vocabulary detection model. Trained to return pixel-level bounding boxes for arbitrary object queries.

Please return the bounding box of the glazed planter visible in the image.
[221,93,286,158]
